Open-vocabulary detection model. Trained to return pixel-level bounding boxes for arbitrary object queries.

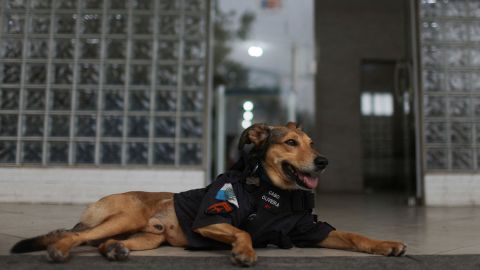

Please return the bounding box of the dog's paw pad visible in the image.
[230,251,257,267]
[105,242,130,261]
[47,245,69,263]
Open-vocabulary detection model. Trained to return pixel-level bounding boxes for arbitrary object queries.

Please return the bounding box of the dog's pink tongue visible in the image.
[299,174,318,189]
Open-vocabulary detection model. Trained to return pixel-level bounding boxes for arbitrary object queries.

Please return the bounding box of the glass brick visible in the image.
[22,141,42,163]
[0,141,16,163]
[469,1,480,17]
[27,64,47,84]
[1,63,22,84]
[108,14,127,34]
[470,21,480,42]
[49,115,70,137]
[81,13,102,34]
[101,142,121,164]
[183,65,204,86]
[55,39,75,59]
[76,115,96,137]
[185,40,205,60]
[23,115,44,136]
[7,0,27,9]
[452,148,473,170]
[75,142,95,164]
[0,88,20,110]
[155,91,176,111]
[447,72,469,91]
[449,96,471,117]
[443,21,467,42]
[451,122,472,145]
[54,64,74,84]
[185,15,205,36]
[421,21,441,42]
[425,122,447,144]
[185,0,205,11]
[426,148,447,170]
[444,0,467,17]
[180,143,202,165]
[129,90,150,111]
[56,0,77,9]
[80,38,100,59]
[77,89,97,110]
[103,90,124,111]
[476,124,480,144]
[30,14,50,34]
[423,70,444,92]
[445,47,468,67]
[50,90,71,110]
[29,39,49,59]
[132,40,152,59]
[55,14,76,34]
[105,64,125,84]
[470,49,480,67]
[153,143,174,165]
[158,40,179,61]
[0,115,18,136]
[127,142,148,164]
[158,0,178,10]
[4,14,25,34]
[110,0,127,9]
[107,39,126,59]
[48,142,69,163]
[128,116,149,138]
[24,89,45,110]
[133,15,153,34]
[180,117,202,138]
[130,65,151,85]
[182,91,203,112]
[474,98,480,118]
[158,16,180,36]
[31,0,52,9]
[83,0,103,9]
[2,39,23,59]
[157,65,177,86]
[102,116,123,137]
[79,64,100,85]
[154,117,175,137]
[133,0,152,10]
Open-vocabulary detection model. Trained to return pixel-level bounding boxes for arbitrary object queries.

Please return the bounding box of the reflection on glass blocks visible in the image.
[133,0,152,10]
[77,89,97,111]
[101,142,122,164]
[49,115,70,137]
[445,47,468,67]
[133,16,153,35]
[128,142,148,164]
[5,14,25,34]
[131,65,151,85]
[426,148,447,170]
[55,39,75,59]
[48,142,69,163]
[452,148,473,170]
[83,0,103,9]
[50,90,71,110]
[447,72,469,91]
[109,14,127,34]
[183,65,204,86]
[185,41,205,60]
[451,122,472,145]
[156,91,176,111]
[185,15,204,36]
[103,90,124,111]
[54,64,74,84]
[107,40,126,59]
[425,122,447,144]
[424,95,446,117]
[158,16,180,35]
[55,14,76,34]
[153,143,174,164]
[157,65,177,86]
[24,89,45,110]
[154,117,175,137]
[31,0,52,9]
[106,64,125,84]
[180,143,202,165]
[0,115,18,136]
[470,21,480,42]
[7,0,27,9]
[79,64,100,85]
[22,141,42,163]
[129,91,150,111]
[421,21,441,42]
[132,40,152,59]
[0,141,16,163]
[76,115,96,137]
[182,91,203,112]
[443,21,467,42]
[81,39,100,59]
[449,96,471,117]
[185,0,205,11]
[470,48,480,66]
[82,14,102,34]
[30,14,50,34]
[2,39,23,59]
[102,116,123,137]
[1,64,21,84]
[75,142,95,163]
[27,64,47,84]
[128,116,149,137]
[181,117,202,138]
[0,89,19,110]
[444,0,467,17]
[23,115,44,136]
[56,0,77,9]
[158,40,179,61]
[29,39,49,58]
[423,70,444,92]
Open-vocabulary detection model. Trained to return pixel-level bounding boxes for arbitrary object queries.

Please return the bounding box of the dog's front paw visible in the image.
[47,245,69,263]
[372,241,407,256]
[230,245,257,267]
[100,241,130,261]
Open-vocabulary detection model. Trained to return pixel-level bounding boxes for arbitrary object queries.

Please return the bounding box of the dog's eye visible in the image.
[285,139,298,147]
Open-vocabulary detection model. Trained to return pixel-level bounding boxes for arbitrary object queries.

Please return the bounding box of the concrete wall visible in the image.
[314,0,408,191]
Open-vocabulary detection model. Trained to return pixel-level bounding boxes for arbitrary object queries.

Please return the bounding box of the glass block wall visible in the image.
[0,0,209,167]
[420,0,480,171]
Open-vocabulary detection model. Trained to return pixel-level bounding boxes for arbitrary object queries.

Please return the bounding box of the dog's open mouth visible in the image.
[282,162,319,189]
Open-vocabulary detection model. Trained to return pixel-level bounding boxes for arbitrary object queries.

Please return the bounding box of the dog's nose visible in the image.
[314,156,328,170]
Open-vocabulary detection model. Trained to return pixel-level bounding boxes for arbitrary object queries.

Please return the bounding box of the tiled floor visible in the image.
[1,193,480,258]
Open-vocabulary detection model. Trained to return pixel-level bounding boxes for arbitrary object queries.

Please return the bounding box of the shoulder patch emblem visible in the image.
[215,183,239,208]
[205,202,234,215]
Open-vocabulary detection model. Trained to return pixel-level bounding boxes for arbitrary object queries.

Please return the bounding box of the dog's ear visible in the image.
[238,123,271,150]
[286,122,301,130]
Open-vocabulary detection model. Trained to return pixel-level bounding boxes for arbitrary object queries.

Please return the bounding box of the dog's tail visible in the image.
[10,222,87,254]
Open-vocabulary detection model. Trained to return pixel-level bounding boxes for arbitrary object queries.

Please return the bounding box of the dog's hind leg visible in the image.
[98,233,166,261]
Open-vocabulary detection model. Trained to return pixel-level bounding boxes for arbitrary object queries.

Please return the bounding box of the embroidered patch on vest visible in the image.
[215,183,239,208]
[205,202,234,215]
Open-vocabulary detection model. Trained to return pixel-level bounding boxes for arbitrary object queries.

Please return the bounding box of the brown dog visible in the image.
[11,122,406,266]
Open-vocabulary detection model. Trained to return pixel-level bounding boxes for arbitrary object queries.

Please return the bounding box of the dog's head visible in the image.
[239,122,328,190]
